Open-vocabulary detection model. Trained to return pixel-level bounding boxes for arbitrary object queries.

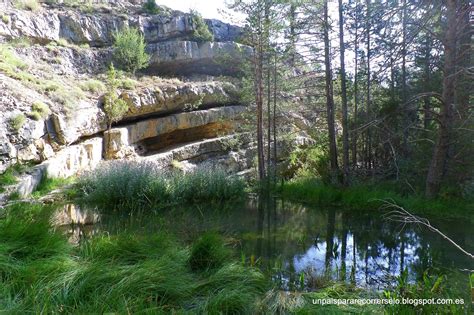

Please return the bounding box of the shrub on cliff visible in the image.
[190,10,214,43]
[103,64,128,131]
[143,0,161,14]
[112,27,150,74]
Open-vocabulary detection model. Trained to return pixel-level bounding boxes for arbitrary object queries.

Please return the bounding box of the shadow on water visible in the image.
[58,195,473,292]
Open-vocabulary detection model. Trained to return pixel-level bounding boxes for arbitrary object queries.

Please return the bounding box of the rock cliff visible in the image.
[0,0,311,199]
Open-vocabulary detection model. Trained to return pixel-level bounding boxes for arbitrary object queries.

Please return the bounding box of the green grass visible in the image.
[13,0,40,11]
[0,203,267,313]
[279,177,474,221]
[31,174,74,199]
[189,232,231,272]
[76,161,246,212]
[0,167,18,193]
[1,15,9,24]
[79,79,106,93]
[9,114,26,131]
[28,101,50,121]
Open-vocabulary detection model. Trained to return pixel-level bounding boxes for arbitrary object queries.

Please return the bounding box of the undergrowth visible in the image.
[76,161,246,212]
[279,177,474,221]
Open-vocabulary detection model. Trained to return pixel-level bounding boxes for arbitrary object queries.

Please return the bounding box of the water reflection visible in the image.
[54,198,473,291]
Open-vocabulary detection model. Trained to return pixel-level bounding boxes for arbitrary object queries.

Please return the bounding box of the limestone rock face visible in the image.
[51,105,107,145]
[44,137,103,178]
[121,81,238,120]
[146,41,252,75]
[205,19,242,42]
[0,7,242,47]
[0,9,61,43]
[16,165,45,198]
[58,12,128,47]
[126,105,246,145]
[103,128,135,160]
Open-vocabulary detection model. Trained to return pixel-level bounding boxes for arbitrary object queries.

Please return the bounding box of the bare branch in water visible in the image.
[379,199,474,260]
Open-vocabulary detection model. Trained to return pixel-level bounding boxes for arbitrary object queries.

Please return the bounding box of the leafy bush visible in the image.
[289,146,330,182]
[113,27,150,74]
[9,113,26,131]
[51,86,85,112]
[103,64,128,129]
[118,77,137,90]
[190,10,214,43]
[142,0,161,14]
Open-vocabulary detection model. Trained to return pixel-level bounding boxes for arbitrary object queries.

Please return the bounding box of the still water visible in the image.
[59,197,473,291]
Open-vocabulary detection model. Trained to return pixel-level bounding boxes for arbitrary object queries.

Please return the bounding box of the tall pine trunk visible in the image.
[425,0,457,198]
[323,0,340,184]
[338,0,350,185]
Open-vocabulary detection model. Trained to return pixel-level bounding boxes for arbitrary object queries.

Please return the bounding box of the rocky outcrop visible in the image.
[126,105,245,145]
[0,6,242,47]
[121,81,239,120]
[146,41,251,75]
[13,137,103,197]
[0,2,311,201]
[103,105,246,158]
[141,133,254,171]
[44,137,103,178]
[51,106,106,145]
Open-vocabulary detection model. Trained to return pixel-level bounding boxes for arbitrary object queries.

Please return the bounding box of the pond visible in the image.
[58,197,473,292]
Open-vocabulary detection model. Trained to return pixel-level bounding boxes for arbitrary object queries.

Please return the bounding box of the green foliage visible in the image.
[112,27,150,74]
[189,232,230,272]
[0,203,266,314]
[289,146,330,182]
[190,10,214,43]
[118,77,137,90]
[279,178,474,221]
[103,64,128,128]
[0,167,18,193]
[383,269,467,314]
[28,101,50,121]
[31,175,73,198]
[1,15,9,24]
[13,0,40,11]
[50,86,85,112]
[76,161,246,212]
[79,79,106,93]
[0,44,29,76]
[9,113,26,131]
[142,0,161,14]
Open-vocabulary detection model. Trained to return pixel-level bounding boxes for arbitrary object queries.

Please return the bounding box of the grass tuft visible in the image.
[79,79,106,93]
[189,232,230,272]
[13,0,40,11]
